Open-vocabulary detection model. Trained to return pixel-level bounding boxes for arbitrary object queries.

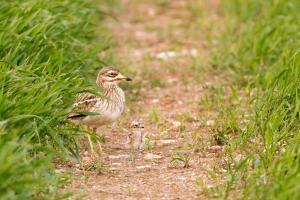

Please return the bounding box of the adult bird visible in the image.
[66,66,132,156]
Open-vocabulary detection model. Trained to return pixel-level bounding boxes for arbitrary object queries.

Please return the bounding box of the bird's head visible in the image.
[96,66,132,88]
[131,120,145,129]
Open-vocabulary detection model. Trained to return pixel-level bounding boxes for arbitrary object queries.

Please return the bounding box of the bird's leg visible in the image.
[93,127,102,156]
[86,126,96,158]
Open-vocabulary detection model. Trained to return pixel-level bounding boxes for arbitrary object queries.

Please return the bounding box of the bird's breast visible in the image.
[83,99,124,127]
[80,86,126,128]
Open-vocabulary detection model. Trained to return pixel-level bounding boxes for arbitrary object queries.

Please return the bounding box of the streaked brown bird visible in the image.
[66,66,132,156]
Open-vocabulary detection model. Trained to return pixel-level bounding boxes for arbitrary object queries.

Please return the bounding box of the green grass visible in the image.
[0,0,114,198]
[208,0,300,199]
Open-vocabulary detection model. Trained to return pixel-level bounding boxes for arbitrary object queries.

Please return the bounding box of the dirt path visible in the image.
[62,0,225,199]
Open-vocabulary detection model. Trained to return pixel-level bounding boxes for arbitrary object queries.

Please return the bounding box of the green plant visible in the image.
[208,0,300,199]
[171,149,190,168]
[0,0,114,198]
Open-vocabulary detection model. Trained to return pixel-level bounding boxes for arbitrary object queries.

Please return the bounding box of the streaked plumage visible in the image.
[66,66,131,156]
[67,87,125,126]
[67,67,130,127]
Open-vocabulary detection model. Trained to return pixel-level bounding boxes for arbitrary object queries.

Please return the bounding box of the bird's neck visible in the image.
[103,84,125,104]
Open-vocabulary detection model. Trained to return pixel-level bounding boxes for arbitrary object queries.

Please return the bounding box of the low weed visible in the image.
[206,0,300,199]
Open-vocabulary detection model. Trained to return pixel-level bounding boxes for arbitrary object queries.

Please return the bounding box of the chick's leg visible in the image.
[134,130,143,152]
[127,132,135,161]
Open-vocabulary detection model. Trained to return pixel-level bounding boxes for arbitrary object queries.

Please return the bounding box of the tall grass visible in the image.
[0,0,113,198]
[210,0,300,199]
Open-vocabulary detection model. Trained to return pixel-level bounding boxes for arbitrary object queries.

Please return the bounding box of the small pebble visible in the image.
[159,139,176,146]
[108,154,130,160]
[136,165,152,171]
[152,99,159,103]
[234,154,243,163]
[206,120,215,126]
[144,153,163,160]
[209,146,223,151]
[111,162,122,167]
[109,167,121,171]
[172,121,181,128]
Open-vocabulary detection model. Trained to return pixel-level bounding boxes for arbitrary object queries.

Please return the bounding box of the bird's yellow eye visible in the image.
[107,72,117,77]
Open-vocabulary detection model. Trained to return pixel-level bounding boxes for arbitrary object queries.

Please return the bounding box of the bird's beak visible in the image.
[118,74,132,81]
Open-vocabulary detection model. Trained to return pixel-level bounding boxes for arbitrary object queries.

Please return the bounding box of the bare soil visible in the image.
[60,0,226,199]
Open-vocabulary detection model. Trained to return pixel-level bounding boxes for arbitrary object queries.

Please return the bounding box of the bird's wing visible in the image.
[66,92,99,120]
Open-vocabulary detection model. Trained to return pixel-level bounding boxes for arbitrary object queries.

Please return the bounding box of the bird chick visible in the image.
[128,120,145,161]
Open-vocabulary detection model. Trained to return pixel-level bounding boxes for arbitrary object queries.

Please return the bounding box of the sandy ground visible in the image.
[60,0,226,199]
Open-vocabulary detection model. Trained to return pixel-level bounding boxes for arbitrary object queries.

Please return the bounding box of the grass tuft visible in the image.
[207,0,300,198]
[0,0,114,198]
